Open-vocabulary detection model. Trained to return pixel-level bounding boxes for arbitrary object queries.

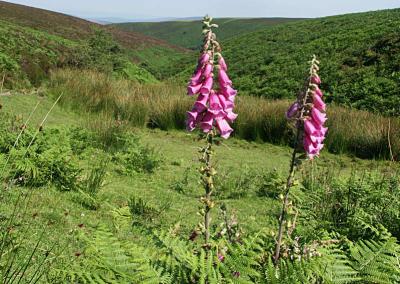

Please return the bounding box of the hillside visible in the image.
[0,1,188,81]
[0,1,181,51]
[217,9,400,115]
[114,17,303,49]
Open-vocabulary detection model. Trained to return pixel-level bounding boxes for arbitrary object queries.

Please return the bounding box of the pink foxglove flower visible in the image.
[186,23,237,139]
[286,56,328,159]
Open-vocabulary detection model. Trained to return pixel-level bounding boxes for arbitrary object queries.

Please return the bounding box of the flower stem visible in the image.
[274,57,317,263]
[202,130,215,248]
[273,129,299,263]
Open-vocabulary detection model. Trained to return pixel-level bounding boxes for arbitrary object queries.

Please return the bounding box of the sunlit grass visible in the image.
[48,69,400,160]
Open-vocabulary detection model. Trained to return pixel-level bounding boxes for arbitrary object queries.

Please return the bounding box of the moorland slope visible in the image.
[114,17,304,49]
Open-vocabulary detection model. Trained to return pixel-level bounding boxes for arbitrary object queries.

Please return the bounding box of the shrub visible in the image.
[67,127,96,155]
[169,167,193,194]
[81,154,109,197]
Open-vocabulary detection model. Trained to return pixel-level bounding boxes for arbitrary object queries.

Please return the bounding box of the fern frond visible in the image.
[53,224,169,284]
[261,242,360,284]
[350,238,400,284]
[315,244,359,284]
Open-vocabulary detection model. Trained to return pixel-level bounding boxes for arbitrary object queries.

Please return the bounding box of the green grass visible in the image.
[1,93,398,282]
[1,93,392,235]
[0,92,390,227]
[128,45,192,79]
[0,93,81,127]
[47,69,400,160]
[1,4,399,282]
[114,17,304,49]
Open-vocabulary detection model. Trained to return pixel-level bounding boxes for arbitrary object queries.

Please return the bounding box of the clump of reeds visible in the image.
[48,69,400,160]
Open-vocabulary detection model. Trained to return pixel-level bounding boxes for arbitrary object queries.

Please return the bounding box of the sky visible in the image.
[3,0,399,20]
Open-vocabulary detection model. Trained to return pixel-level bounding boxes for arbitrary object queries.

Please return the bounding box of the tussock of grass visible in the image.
[48,69,192,130]
[48,69,400,160]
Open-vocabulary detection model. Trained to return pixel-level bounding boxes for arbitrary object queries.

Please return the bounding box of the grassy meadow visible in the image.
[1,93,398,282]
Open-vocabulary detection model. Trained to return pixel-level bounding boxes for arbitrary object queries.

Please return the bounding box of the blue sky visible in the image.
[3,0,399,19]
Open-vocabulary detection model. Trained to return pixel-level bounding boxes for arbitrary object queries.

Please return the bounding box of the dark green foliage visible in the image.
[70,30,157,83]
[219,9,400,115]
[82,154,109,197]
[143,230,260,283]
[51,207,261,283]
[56,210,400,283]
[259,235,400,283]
[0,20,74,88]
[169,167,193,194]
[129,46,191,80]
[85,29,125,74]
[67,126,97,155]
[261,246,359,284]
[72,153,109,210]
[0,111,161,192]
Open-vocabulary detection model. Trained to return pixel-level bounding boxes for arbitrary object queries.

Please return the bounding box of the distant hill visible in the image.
[0,1,193,87]
[92,17,203,24]
[113,17,304,49]
[0,1,189,83]
[0,1,182,51]
[213,9,399,115]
